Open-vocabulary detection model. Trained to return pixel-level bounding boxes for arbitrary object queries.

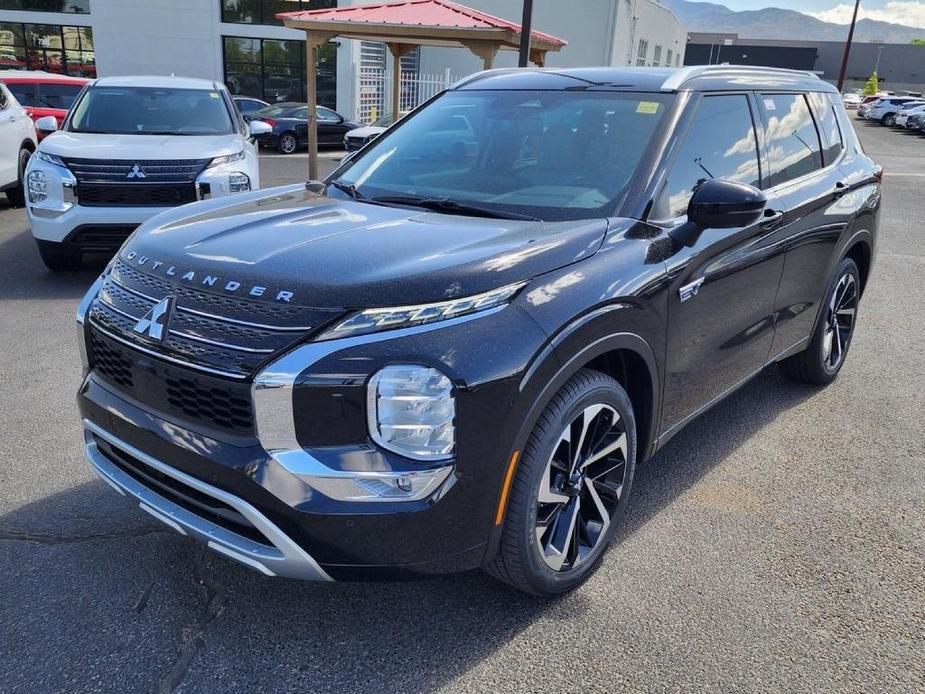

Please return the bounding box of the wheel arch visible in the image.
[843,235,872,298]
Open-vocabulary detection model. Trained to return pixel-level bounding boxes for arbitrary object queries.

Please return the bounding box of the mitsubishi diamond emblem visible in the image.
[133,297,174,342]
[127,163,146,179]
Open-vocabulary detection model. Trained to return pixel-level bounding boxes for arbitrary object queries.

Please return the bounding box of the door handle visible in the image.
[760,209,784,230]
[7,115,14,123]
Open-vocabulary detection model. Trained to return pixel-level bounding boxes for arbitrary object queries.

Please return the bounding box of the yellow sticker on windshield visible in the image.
[209,92,220,99]
[636,101,659,114]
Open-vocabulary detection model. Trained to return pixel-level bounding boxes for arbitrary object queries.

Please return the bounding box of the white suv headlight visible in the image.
[208,151,246,168]
[368,365,454,461]
[27,170,48,203]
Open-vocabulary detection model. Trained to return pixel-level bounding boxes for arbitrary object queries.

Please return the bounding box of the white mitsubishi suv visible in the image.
[25,75,270,271]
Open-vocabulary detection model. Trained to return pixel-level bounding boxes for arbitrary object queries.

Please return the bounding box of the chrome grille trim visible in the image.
[63,157,211,185]
[108,272,317,333]
[89,322,247,380]
[96,290,275,355]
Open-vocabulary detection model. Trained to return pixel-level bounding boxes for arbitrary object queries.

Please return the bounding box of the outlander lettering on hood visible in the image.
[124,250,295,303]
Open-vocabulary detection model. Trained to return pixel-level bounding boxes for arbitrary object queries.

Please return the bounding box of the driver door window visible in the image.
[656,94,761,220]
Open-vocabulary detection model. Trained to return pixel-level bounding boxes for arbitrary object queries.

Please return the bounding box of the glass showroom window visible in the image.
[223,35,337,109]
[636,39,648,67]
[221,0,336,26]
[0,0,90,12]
[0,22,95,77]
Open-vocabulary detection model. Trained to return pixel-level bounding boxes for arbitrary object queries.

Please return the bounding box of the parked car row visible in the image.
[856,94,925,127]
[243,101,363,153]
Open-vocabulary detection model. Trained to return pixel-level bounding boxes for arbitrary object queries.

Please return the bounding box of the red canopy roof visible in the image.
[277,0,566,47]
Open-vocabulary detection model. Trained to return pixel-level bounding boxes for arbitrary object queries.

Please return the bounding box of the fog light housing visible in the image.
[368,365,454,461]
[228,172,250,194]
[27,171,48,203]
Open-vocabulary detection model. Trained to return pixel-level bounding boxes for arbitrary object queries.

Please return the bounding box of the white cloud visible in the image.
[808,1,925,28]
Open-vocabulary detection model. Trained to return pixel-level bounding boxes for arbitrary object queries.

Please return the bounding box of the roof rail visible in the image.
[660,64,820,92]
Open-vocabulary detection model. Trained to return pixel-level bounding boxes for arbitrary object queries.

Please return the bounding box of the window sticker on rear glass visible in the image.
[210,92,221,99]
[636,101,660,114]
[763,98,776,111]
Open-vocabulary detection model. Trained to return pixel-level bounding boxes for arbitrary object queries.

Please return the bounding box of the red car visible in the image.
[0,71,89,139]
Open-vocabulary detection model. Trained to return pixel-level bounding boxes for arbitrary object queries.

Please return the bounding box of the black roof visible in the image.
[453,65,836,94]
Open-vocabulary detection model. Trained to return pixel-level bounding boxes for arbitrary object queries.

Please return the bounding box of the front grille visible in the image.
[62,157,210,209]
[68,225,137,252]
[63,157,210,185]
[85,257,342,433]
[77,183,198,208]
[89,329,255,433]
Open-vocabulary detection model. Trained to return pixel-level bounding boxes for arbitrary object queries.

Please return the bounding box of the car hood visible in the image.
[118,184,607,308]
[345,125,386,139]
[39,131,244,160]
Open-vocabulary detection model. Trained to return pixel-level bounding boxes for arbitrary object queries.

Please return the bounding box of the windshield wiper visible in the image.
[328,178,365,200]
[368,196,540,221]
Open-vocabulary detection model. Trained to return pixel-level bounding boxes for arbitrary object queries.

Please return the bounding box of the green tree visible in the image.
[912,38,925,45]
[862,71,880,96]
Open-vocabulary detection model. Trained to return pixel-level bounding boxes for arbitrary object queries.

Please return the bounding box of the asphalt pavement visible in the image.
[0,126,922,693]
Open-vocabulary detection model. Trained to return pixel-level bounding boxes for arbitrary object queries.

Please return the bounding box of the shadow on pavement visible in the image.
[0,365,817,691]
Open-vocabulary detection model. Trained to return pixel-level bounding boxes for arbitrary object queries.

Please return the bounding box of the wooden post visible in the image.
[386,43,414,123]
[306,31,335,181]
[464,40,500,71]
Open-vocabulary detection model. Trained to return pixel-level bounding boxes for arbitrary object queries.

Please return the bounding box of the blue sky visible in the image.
[721,0,925,28]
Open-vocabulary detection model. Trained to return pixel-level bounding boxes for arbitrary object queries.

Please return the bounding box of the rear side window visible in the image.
[656,94,760,219]
[807,91,843,164]
[758,94,822,187]
[6,82,36,107]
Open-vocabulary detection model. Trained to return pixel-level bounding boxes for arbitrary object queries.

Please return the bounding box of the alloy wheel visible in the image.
[535,403,628,572]
[279,134,297,154]
[823,272,857,371]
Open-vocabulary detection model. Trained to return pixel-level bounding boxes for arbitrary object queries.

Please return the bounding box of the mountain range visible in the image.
[661,0,925,43]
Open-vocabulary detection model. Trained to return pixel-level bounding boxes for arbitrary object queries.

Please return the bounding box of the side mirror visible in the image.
[35,115,58,135]
[248,120,272,139]
[670,179,767,247]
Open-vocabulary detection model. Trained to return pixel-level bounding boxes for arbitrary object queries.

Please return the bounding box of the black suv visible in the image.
[76,66,879,596]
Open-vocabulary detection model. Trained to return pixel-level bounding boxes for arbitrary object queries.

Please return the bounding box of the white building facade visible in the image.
[0,0,686,122]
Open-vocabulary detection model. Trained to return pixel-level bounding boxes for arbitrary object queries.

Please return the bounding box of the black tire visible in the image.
[36,240,82,271]
[5,147,31,208]
[485,368,637,596]
[780,257,860,385]
[881,113,896,126]
[277,132,298,154]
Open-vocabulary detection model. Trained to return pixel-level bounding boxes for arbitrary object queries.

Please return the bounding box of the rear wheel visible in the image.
[36,240,82,272]
[277,132,298,154]
[882,113,896,126]
[780,257,859,385]
[486,369,636,596]
[5,147,31,208]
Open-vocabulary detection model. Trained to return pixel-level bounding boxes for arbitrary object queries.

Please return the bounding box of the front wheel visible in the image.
[277,132,298,154]
[780,257,860,385]
[5,147,31,207]
[485,369,637,596]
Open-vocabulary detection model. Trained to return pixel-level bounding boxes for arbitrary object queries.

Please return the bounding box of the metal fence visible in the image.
[354,67,458,124]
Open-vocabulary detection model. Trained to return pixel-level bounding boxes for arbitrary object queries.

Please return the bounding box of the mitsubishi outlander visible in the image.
[26,76,270,271]
[75,67,879,596]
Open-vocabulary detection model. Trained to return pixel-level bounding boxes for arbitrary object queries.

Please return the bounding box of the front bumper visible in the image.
[77,298,549,580]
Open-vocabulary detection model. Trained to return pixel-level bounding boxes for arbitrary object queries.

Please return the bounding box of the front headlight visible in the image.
[368,365,454,461]
[321,282,525,340]
[37,151,67,167]
[27,171,48,203]
[228,172,250,193]
[209,151,246,168]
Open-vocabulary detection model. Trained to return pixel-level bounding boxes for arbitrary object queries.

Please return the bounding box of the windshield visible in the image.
[68,86,234,135]
[332,90,671,221]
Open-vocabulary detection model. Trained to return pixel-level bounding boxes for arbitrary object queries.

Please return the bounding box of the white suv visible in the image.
[0,80,38,207]
[865,96,923,125]
[25,75,270,271]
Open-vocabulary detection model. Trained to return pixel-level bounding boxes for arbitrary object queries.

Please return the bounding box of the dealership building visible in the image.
[0,0,687,121]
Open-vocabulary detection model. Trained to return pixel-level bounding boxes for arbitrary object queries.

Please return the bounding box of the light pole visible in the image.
[518,0,534,68]
[836,0,861,92]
